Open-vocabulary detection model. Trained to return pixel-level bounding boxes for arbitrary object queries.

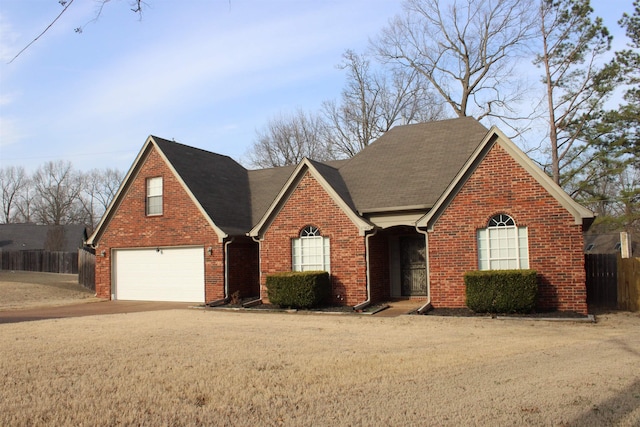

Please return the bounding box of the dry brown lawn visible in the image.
[1,307,639,426]
[0,270,96,310]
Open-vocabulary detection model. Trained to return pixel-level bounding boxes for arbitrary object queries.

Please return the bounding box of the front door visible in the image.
[400,236,427,296]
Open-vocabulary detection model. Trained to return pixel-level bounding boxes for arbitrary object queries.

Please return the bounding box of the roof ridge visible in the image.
[151,135,240,164]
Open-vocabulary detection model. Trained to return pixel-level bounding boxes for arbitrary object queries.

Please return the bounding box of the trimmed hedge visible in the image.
[464,270,538,314]
[266,271,331,309]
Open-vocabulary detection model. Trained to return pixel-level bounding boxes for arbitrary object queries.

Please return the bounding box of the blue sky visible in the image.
[0,0,632,173]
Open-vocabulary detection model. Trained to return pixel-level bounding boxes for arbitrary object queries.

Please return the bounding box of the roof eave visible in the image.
[358,204,432,215]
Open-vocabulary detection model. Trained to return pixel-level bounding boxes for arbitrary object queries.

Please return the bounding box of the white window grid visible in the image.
[478,215,529,270]
[146,177,163,216]
[292,226,330,272]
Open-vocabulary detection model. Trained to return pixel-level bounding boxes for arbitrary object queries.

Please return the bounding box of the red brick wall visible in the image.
[94,147,226,303]
[260,171,367,306]
[428,142,587,314]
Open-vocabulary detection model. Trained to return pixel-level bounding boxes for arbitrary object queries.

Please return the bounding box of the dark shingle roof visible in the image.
[153,137,252,236]
[338,117,489,212]
[0,224,86,252]
[247,165,296,225]
[153,117,489,235]
[584,233,638,255]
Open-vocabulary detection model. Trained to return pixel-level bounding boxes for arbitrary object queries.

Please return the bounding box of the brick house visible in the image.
[87,117,594,314]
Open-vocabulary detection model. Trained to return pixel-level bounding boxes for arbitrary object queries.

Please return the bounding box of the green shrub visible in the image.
[266,271,331,309]
[464,270,538,314]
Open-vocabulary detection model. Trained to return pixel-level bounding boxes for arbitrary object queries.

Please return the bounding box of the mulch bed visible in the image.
[208,298,386,314]
[423,307,590,319]
[207,298,590,319]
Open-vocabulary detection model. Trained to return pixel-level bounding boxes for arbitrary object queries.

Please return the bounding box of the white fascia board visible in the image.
[367,212,426,229]
[491,128,594,225]
[87,137,155,246]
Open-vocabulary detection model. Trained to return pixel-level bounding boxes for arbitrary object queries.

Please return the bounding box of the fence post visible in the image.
[78,248,96,291]
[618,255,640,312]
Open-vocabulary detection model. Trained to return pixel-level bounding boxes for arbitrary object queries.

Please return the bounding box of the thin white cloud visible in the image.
[1,1,403,171]
[0,116,26,148]
[62,2,394,123]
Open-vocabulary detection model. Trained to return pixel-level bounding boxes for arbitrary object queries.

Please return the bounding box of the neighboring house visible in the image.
[87,117,594,314]
[0,223,87,252]
[584,232,638,256]
[0,223,87,273]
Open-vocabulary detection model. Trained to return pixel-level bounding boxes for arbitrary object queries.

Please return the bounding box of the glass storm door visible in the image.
[400,236,427,296]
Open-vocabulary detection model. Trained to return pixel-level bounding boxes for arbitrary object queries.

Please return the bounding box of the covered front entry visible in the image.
[382,227,428,298]
[399,236,427,296]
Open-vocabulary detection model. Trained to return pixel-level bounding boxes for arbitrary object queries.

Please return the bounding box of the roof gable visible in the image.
[89,136,251,245]
[416,127,595,229]
[249,158,373,238]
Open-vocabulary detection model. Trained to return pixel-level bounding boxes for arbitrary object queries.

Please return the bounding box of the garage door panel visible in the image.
[114,247,204,302]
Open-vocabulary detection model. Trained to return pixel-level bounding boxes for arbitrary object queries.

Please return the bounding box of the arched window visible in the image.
[292,226,331,272]
[477,214,529,270]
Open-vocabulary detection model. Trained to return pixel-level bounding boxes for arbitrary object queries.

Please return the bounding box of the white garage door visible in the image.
[113,247,205,302]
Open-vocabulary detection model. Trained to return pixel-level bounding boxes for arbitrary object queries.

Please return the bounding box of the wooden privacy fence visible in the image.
[585,254,640,311]
[78,247,96,291]
[618,256,640,311]
[0,250,78,274]
[585,254,618,309]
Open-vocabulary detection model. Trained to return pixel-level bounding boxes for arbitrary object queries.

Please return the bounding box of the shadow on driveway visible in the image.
[0,301,194,324]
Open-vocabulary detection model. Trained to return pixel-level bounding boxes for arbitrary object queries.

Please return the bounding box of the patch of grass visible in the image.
[0,271,95,310]
[1,311,639,425]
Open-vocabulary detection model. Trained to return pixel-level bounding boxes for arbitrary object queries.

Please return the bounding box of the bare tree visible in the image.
[323,50,446,157]
[8,0,146,63]
[32,160,85,225]
[247,109,332,168]
[0,166,29,223]
[79,168,124,231]
[534,0,613,185]
[374,0,535,121]
[13,186,36,224]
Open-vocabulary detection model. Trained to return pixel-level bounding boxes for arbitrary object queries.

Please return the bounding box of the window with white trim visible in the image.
[146,177,163,216]
[292,226,330,272]
[477,214,529,270]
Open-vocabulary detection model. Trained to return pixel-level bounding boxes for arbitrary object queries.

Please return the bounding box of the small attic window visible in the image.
[614,242,621,251]
[146,177,163,216]
[586,243,595,251]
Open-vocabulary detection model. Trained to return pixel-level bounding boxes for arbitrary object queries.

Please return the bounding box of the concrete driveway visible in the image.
[0,301,194,324]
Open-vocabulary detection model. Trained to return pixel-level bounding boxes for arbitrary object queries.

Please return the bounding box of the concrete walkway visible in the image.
[373,299,427,317]
[0,300,193,324]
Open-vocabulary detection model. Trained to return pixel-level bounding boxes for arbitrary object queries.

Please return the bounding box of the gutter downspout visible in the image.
[415,226,432,314]
[353,228,378,311]
[224,237,235,302]
[207,237,235,307]
[251,235,263,302]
